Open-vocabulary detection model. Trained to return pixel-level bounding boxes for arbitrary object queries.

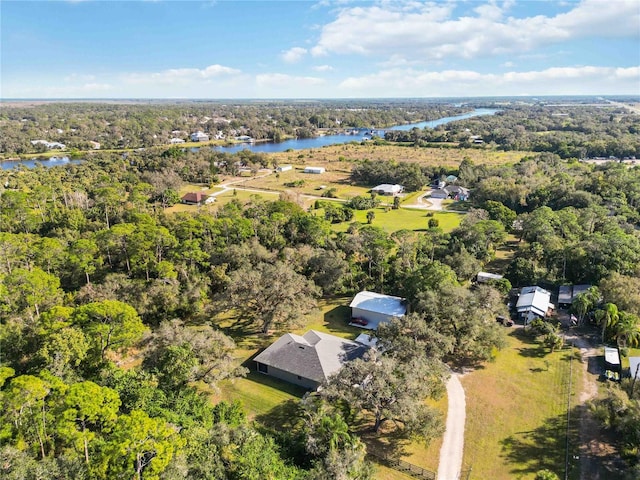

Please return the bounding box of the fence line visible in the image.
[367,451,436,480]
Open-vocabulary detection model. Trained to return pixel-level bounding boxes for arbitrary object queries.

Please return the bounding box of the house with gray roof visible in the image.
[349,290,406,330]
[254,330,367,390]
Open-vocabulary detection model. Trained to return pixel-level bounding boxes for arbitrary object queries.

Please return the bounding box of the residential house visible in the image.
[304,166,325,174]
[349,290,407,330]
[430,185,470,201]
[371,184,404,196]
[254,330,368,389]
[516,286,554,324]
[170,138,185,144]
[181,192,209,205]
[190,131,209,142]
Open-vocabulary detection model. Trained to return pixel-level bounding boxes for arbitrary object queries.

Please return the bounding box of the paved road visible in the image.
[437,373,466,480]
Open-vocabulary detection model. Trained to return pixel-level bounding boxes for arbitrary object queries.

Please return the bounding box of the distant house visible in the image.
[235,135,254,142]
[276,165,293,172]
[304,166,325,174]
[371,184,404,196]
[190,131,209,142]
[181,192,209,205]
[445,185,470,201]
[516,286,554,324]
[476,272,503,283]
[89,141,101,149]
[349,290,407,330]
[254,330,368,390]
[430,186,470,201]
[30,140,66,149]
[558,284,593,308]
[169,138,185,144]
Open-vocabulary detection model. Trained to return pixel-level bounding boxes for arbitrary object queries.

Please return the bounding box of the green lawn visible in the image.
[329,207,463,234]
[462,329,583,480]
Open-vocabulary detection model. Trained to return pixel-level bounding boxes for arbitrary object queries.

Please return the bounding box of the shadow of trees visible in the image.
[500,408,579,480]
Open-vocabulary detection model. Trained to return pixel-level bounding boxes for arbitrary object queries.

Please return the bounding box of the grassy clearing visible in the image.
[267,144,534,169]
[483,234,521,273]
[327,207,463,234]
[462,329,583,480]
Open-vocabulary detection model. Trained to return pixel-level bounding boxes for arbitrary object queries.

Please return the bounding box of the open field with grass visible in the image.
[267,144,534,169]
[327,207,463,234]
[462,329,583,480]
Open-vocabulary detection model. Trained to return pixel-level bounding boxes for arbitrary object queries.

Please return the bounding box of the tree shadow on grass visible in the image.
[255,398,304,431]
[500,409,579,480]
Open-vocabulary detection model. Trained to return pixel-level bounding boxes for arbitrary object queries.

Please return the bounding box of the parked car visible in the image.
[496,315,513,327]
[351,317,369,326]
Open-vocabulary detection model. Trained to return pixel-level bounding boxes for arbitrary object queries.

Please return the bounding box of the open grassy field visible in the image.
[462,329,583,480]
[326,207,463,234]
[267,144,533,169]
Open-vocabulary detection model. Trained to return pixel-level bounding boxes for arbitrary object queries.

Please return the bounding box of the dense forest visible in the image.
[1,100,640,478]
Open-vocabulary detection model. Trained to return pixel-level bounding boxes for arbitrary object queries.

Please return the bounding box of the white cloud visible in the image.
[501,61,515,68]
[255,73,325,89]
[312,64,334,72]
[311,0,639,61]
[281,47,308,63]
[123,64,241,85]
[64,73,96,82]
[338,65,640,96]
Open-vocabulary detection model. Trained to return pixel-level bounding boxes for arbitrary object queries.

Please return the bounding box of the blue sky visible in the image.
[2,0,639,98]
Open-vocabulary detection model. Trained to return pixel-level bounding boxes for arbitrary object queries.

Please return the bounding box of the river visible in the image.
[1,108,497,169]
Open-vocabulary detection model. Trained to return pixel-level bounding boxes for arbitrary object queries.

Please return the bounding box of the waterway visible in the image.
[1,108,497,169]
[1,156,83,170]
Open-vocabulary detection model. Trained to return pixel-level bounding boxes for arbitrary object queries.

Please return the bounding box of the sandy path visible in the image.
[437,373,466,480]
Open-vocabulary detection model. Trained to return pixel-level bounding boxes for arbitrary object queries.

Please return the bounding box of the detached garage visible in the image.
[349,290,407,330]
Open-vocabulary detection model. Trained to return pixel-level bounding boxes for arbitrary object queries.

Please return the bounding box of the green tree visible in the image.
[323,350,444,440]
[97,410,184,480]
[224,261,320,333]
[57,381,121,465]
[144,319,247,390]
[595,303,620,342]
[67,238,102,285]
[72,300,147,361]
[3,267,62,318]
[366,210,375,224]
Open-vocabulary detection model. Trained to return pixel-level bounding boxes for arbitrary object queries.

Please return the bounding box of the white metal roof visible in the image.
[516,286,552,317]
[372,184,403,193]
[604,347,621,366]
[477,271,503,282]
[349,291,406,317]
[630,357,640,378]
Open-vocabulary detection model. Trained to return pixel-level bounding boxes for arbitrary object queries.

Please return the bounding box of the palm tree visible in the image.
[613,312,640,349]
[595,303,620,343]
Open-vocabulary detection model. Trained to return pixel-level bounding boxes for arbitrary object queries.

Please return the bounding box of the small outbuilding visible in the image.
[304,166,325,174]
[476,272,503,283]
[276,165,293,172]
[371,184,404,196]
[349,290,407,330]
[557,284,593,308]
[254,330,367,390]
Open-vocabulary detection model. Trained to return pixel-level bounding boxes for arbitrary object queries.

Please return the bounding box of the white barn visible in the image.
[349,291,406,330]
[276,165,293,172]
[304,166,325,174]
